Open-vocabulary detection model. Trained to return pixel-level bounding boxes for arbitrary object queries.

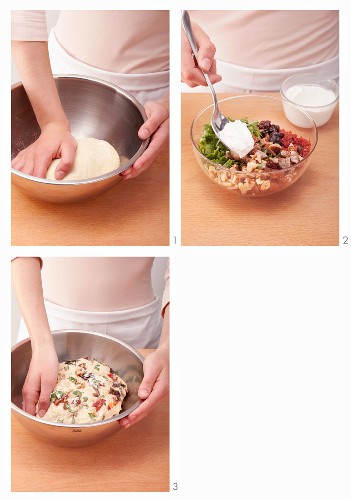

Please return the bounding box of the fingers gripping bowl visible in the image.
[11,75,149,203]
[191,94,318,197]
[11,330,144,447]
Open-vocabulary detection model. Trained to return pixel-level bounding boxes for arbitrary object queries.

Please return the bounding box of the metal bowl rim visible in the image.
[11,329,144,428]
[11,74,149,184]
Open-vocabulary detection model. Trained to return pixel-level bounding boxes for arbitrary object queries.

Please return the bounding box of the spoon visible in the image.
[181,11,230,142]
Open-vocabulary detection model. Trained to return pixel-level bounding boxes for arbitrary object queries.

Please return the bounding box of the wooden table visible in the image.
[182,94,339,246]
[12,350,169,492]
[12,147,169,246]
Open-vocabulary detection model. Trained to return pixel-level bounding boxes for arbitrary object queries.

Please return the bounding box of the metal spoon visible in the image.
[182,10,230,142]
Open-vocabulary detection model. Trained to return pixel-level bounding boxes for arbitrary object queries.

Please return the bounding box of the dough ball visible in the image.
[46,137,120,181]
[39,357,128,424]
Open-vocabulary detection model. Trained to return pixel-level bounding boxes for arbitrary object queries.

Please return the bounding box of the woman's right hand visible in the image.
[11,121,77,180]
[181,21,222,88]
[22,339,59,417]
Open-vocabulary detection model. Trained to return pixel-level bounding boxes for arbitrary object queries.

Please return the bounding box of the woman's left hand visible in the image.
[119,345,169,428]
[120,99,169,180]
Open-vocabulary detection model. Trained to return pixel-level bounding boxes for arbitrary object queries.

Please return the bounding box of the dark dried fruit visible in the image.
[258,120,271,130]
[109,387,121,398]
[269,132,283,144]
[259,120,284,143]
[267,144,282,156]
[266,158,283,170]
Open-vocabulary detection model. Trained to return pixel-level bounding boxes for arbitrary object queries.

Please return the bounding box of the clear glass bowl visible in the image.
[281,73,338,128]
[190,94,318,197]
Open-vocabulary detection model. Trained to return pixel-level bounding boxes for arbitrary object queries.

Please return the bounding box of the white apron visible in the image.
[181,55,339,93]
[49,30,169,104]
[18,295,163,349]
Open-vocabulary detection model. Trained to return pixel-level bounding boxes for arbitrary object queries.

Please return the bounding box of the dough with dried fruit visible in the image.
[40,357,127,424]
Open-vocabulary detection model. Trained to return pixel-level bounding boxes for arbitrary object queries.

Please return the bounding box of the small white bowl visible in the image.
[281,74,338,128]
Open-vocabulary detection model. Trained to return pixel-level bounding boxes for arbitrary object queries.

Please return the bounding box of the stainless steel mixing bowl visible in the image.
[11,330,144,447]
[11,75,149,203]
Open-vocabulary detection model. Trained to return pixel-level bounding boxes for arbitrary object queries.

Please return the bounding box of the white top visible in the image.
[190,10,338,70]
[12,10,169,74]
[40,257,169,314]
[12,257,169,314]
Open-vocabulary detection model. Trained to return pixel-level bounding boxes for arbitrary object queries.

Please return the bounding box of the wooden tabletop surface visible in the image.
[12,147,169,246]
[182,93,339,246]
[12,349,169,492]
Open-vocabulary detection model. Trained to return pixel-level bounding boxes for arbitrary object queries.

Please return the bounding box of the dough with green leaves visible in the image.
[40,357,128,424]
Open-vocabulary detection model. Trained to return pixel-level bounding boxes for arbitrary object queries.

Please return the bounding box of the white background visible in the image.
[3,1,351,500]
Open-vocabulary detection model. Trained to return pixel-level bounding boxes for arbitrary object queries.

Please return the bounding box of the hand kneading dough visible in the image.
[39,357,128,424]
[46,137,120,181]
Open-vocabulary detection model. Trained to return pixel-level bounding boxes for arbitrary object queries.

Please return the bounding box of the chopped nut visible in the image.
[260,180,271,191]
[246,161,257,173]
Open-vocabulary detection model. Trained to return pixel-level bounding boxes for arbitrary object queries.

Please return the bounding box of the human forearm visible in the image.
[158,304,169,353]
[12,41,69,130]
[12,257,52,349]
[12,257,58,416]
[156,93,169,113]
[121,98,169,180]
[11,41,76,179]
[119,304,169,429]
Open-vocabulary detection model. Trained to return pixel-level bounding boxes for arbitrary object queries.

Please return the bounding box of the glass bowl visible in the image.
[190,94,318,197]
[281,73,338,128]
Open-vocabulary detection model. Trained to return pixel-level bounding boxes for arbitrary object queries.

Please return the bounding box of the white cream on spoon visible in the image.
[219,120,254,158]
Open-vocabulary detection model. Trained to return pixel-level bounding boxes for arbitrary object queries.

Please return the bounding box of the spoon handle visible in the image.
[181,10,218,108]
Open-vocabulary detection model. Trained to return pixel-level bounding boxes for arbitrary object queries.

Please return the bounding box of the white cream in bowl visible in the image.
[282,83,338,128]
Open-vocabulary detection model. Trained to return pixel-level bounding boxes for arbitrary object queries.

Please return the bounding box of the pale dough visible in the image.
[46,137,120,181]
[39,357,128,424]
